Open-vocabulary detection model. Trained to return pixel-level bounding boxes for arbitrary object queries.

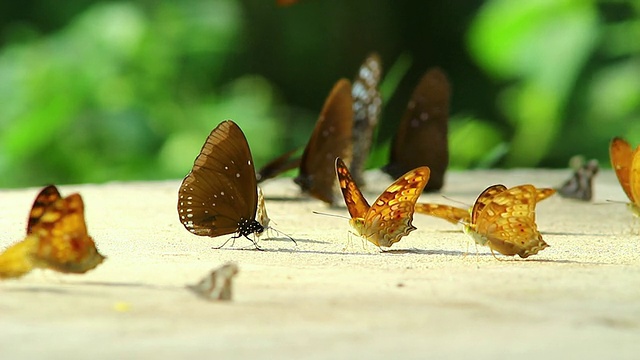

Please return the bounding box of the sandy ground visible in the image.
[0,169,639,359]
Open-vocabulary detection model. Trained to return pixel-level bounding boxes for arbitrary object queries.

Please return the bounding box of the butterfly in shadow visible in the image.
[462,184,549,258]
[294,79,354,204]
[0,185,106,279]
[178,120,281,249]
[187,262,239,301]
[557,157,599,201]
[416,186,556,225]
[336,157,430,248]
[384,68,450,192]
[350,52,382,187]
[609,137,640,217]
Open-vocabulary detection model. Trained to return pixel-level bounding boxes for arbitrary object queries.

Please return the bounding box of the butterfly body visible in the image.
[463,184,549,258]
[178,120,265,246]
[336,157,429,248]
[609,137,640,216]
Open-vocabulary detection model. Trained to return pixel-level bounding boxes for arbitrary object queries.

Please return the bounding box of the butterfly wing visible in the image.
[558,159,598,201]
[415,203,469,225]
[536,188,557,202]
[255,186,270,237]
[610,137,635,202]
[351,53,382,186]
[295,79,354,204]
[335,157,370,220]
[470,184,508,224]
[385,68,450,191]
[629,146,640,213]
[27,185,61,234]
[178,120,261,237]
[256,148,301,183]
[360,166,431,247]
[474,185,548,258]
[31,193,106,273]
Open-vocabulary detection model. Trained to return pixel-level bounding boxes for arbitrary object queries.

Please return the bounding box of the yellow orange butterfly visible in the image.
[335,157,430,248]
[416,186,556,225]
[462,184,549,258]
[609,137,640,216]
[0,185,106,279]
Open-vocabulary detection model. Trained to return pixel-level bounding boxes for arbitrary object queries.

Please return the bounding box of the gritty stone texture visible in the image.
[0,169,639,359]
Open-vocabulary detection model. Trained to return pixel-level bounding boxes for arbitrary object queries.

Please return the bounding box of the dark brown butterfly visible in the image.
[350,52,382,186]
[384,68,450,192]
[256,148,301,183]
[294,79,354,204]
[178,120,265,248]
[557,157,599,201]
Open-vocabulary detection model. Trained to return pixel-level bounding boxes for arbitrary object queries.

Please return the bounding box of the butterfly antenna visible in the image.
[312,211,350,220]
[441,195,469,207]
[268,227,298,246]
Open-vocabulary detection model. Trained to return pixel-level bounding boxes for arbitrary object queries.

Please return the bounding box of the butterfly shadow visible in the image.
[543,231,613,237]
[381,248,492,256]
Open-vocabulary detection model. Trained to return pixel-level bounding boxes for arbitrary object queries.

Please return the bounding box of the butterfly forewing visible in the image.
[351,53,382,185]
[386,68,450,191]
[415,203,469,225]
[336,158,370,219]
[610,137,635,203]
[27,185,62,234]
[295,79,354,204]
[470,184,507,224]
[178,120,261,238]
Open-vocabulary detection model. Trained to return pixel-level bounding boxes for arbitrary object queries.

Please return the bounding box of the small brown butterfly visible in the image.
[416,186,556,225]
[178,120,266,248]
[384,68,450,192]
[294,79,354,204]
[557,157,599,201]
[187,262,239,301]
[463,184,549,258]
[609,137,640,216]
[336,157,430,248]
[350,52,382,186]
[0,185,106,279]
[255,187,270,237]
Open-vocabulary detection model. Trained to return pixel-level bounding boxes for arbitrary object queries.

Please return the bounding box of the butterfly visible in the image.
[462,184,549,258]
[350,52,382,187]
[0,185,106,279]
[187,262,239,301]
[255,187,270,237]
[178,120,268,248]
[384,68,450,192]
[416,186,556,225]
[336,157,430,248]
[294,79,354,204]
[557,157,599,201]
[256,148,301,183]
[609,137,640,216]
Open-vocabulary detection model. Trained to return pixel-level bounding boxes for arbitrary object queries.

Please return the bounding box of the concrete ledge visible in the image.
[1,169,639,359]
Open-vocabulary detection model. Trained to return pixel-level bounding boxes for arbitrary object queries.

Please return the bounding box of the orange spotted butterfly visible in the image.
[609,137,640,216]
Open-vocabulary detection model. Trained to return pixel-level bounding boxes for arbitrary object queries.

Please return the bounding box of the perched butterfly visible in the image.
[256,187,270,237]
[557,157,599,201]
[609,137,640,216]
[416,186,556,225]
[187,262,239,301]
[384,68,450,192]
[336,157,430,248]
[256,148,301,183]
[0,185,106,279]
[350,52,382,187]
[463,184,549,258]
[294,79,354,204]
[178,120,268,248]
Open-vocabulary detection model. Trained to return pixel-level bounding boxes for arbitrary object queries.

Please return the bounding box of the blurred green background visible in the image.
[0,0,638,188]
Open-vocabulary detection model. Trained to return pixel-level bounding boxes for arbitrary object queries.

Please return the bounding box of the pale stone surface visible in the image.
[0,169,639,359]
